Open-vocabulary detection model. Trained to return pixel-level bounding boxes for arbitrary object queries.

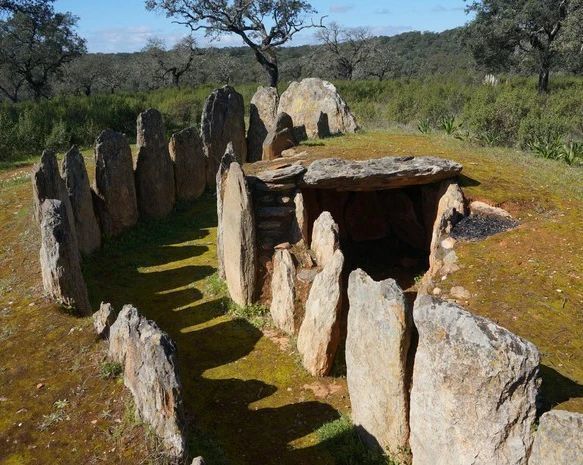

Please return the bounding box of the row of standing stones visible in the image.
[215,151,583,464]
[29,78,359,462]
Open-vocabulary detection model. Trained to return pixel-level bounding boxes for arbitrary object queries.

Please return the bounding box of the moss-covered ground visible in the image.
[0,130,581,464]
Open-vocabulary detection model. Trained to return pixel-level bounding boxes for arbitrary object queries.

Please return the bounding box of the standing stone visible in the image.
[248,86,279,162]
[135,109,176,218]
[346,269,411,458]
[216,145,237,279]
[39,199,91,315]
[31,149,75,235]
[169,127,206,201]
[311,211,339,268]
[291,190,308,244]
[201,86,247,187]
[297,249,344,376]
[93,302,116,338]
[262,112,297,161]
[108,305,185,459]
[61,146,101,255]
[270,249,296,334]
[529,410,583,465]
[410,296,540,465]
[278,78,358,139]
[222,162,257,306]
[93,129,138,238]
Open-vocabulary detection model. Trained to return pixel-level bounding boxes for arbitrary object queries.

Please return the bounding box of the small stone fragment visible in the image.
[93,302,116,338]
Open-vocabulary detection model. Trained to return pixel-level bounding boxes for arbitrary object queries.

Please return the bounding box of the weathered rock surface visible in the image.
[108,305,185,458]
[301,156,463,191]
[529,410,583,465]
[278,78,358,139]
[253,164,306,184]
[93,129,138,237]
[346,269,411,457]
[93,302,115,338]
[270,249,296,334]
[169,127,206,201]
[39,199,91,315]
[32,150,76,235]
[61,146,101,255]
[470,200,512,218]
[310,211,339,267]
[297,249,344,376]
[292,191,308,243]
[248,86,279,162]
[410,296,540,465]
[191,458,206,465]
[222,162,257,306]
[216,145,237,279]
[262,112,297,161]
[201,86,247,186]
[135,109,176,218]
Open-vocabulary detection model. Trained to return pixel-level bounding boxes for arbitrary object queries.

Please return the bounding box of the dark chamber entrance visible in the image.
[302,186,436,291]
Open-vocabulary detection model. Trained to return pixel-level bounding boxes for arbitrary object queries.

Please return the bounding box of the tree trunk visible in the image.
[538,67,550,94]
[252,47,279,87]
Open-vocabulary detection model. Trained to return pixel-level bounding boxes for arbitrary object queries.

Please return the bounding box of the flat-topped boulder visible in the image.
[251,164,306,184]
[301,156,462,191]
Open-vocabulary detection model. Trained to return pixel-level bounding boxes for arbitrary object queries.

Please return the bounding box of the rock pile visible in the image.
[108,305,186,459]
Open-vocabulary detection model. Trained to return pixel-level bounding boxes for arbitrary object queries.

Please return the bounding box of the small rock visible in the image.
[191,458,206,465]
[470,201,512,218]
[432,287,442,296]
[450,286,471,300]
[93,302,116,339]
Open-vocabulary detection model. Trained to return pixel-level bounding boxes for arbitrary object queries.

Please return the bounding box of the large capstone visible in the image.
[301,156,463,191]
[346,269,411,458]
[201,86,247,186]
[247,86,279,162]
[93,129,138,237]
[31,149,76,236]
[61,146,101,255]
[270,249,296,334]
[108,305,186,459]
[222,162,257,306]
[39,199,91,315]
[529,410,583,465]
[169,127,206,201]
[410,296,540,465]
[297,248,344,376]
[310,211,339,267]
[278,78,358,139]
[135,109,176,218]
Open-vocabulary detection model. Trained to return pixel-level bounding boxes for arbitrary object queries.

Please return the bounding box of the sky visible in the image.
[54,0,472,54]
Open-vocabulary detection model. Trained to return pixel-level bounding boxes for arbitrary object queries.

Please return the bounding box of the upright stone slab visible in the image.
[216,145,237,280]
[248,86,279,162]
[108,305,185,459]
[201,86,247,187]
[222,162,257,306]
[529,410,583,465]
[297,249,344,376]
[93,129,138,237]
[262,112,297,161]
[270,249,296,334]
[169,127,206,201]
[410,296,540,465]
[311,211,339,267]
[31,149,75,235]
[346,269,411,457]
[61,146,101,255]
[278,78,358,139]
[39,199,91,315]
[135,109,176,218]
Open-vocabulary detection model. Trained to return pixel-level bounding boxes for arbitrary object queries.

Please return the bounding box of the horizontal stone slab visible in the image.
[300,156,462,191]
[250,164,307,184]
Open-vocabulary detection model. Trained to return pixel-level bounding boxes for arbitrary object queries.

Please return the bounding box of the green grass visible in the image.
[100,361,123,380]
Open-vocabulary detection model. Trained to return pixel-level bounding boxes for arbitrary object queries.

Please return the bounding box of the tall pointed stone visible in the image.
[93,129,138,238]
[135,109,175,218]
[201,86,247,187]
[297,249,344,376]
[222,162,256,306]
[39,199,91,315]
[216,145,237,279]
[346,269,411,458]
[169,127,206,201]
[247,86,279,162]
[270,249,296,334]
[61,146,101,255]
